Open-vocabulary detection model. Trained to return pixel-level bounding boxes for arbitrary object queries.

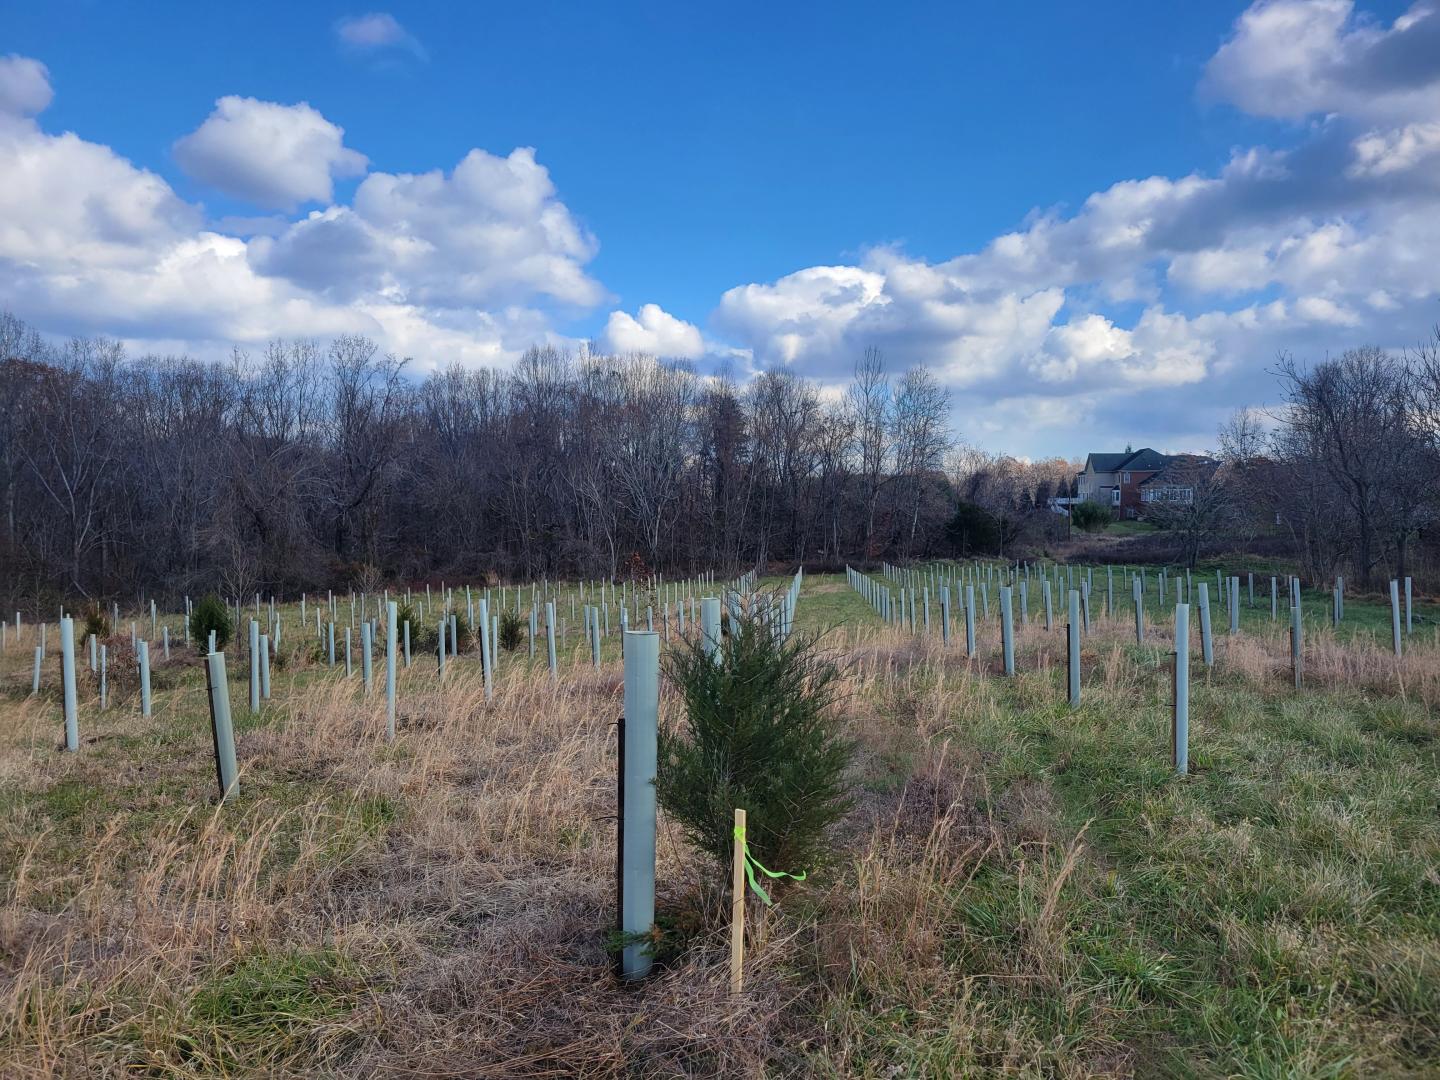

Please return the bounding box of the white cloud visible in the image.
[5,1,1440,459]
[174,96,369,210]
[1168,244,1274,293]
[1349,119,1440,175]
[334,13,427,60]
[1203,0,1440,124]
[602,304,704,357]
[705,3,1440,455]
[0,55,600,367]
[249,147,603,309]
[0,55,52,117]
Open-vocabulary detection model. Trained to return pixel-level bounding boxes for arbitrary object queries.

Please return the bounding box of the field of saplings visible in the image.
[1,561,1437,1078]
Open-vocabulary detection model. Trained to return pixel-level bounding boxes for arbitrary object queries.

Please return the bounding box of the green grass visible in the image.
[1104,520,1159,536]
[810,569,1440,1076]
[1,567,1436,1076]
[173,947,368,1071]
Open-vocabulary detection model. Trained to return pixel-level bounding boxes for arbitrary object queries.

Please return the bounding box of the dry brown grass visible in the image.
[1,585,1437,1077]
[4,640,937,1076]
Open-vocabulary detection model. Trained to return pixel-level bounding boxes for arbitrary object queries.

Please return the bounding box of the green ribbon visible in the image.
[733,824,807,906]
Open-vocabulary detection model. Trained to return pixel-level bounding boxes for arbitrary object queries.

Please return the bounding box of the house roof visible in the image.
[1119,448,1167,472]
[1081,448,1169,475]
[1138,454,1219,486]
[1084,452,1133,473]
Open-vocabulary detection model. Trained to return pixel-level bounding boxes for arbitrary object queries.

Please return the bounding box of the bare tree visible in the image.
[890,365,952,557]
[846,347,891,558]
[1139,456,1238,569]
[1274,348,1419,587]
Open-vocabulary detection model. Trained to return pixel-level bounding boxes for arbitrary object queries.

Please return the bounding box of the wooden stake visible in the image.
[730,807,746,994]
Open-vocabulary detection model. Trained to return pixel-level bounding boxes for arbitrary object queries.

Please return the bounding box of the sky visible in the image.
[2,0,1438,457]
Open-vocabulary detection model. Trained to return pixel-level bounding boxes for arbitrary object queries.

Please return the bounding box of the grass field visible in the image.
[1,571,1437,1076]
[1102,521,1159,537]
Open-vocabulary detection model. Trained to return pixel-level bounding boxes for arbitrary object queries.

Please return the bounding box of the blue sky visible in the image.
[2,1,1438,456]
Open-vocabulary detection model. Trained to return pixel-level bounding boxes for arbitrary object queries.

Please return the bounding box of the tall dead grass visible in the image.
[1,601,1436,1075]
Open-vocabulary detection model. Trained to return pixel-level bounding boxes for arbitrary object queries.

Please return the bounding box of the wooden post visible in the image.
[730,807,746,994]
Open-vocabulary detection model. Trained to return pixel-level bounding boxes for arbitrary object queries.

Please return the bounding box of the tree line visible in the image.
[1231,338,1440,589]
[5,304,1434,610]
[1,315,993,609]
[1130,335,1440,588]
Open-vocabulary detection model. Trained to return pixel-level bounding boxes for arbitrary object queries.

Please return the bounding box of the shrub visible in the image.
[397,602,471,656]
[499,609,525,652]
[657,613,854,893]
[946,501,1001,556]
[189,594,233,652]
[82,605,111,641]
[1070,501,1114,533]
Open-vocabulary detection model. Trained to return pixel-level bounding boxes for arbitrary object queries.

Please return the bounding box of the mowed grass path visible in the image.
[0,571,1436,1076]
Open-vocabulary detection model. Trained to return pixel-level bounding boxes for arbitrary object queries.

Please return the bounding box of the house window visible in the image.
[1111,489,1120,505]
[1122,472,1131,483]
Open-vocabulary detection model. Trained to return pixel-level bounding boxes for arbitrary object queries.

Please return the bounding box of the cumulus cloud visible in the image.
[0,55,598,367]
[602,304,704,357]
[5,1,1440,457]
[1349,119,1440,175]
[174,97,369,210]
[0,54,52,117]
[334,13,427,60]
[709,1,1440,451]
[1203,0,1440,122]
[249,147,603,308]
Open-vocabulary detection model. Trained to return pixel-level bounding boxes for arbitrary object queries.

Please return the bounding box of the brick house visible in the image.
[1138,454,1219,508]
[1074,448,1170,520]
